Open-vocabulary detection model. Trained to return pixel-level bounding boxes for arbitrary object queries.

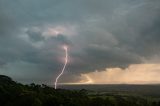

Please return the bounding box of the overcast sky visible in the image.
[0,0,160,84]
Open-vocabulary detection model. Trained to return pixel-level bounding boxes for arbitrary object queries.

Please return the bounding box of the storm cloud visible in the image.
[0,0,160,84]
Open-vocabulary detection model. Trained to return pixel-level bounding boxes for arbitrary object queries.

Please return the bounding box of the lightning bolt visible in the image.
[55,46,68,89]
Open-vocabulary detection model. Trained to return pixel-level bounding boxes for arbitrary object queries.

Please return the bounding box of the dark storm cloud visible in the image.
[0,0,160,83]
[26,29,45,42]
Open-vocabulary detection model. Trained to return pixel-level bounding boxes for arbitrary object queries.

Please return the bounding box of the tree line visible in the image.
[0,75,160,106]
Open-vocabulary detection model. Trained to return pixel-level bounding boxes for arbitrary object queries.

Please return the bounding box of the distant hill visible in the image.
[0,75,16,85]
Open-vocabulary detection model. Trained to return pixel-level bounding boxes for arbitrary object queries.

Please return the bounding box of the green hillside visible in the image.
[0,75,160,106]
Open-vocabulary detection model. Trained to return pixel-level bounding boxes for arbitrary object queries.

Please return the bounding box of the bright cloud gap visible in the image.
[63,64,160,85]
